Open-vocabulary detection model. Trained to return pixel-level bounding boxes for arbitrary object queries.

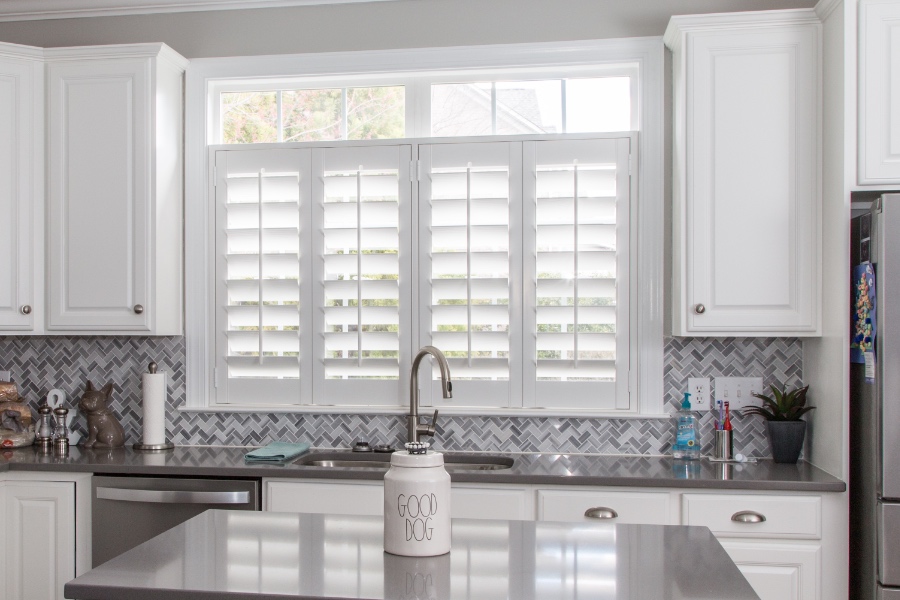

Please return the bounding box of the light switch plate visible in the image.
[687,377,710,410]
[714,377,764,410]
[0,371,9,382]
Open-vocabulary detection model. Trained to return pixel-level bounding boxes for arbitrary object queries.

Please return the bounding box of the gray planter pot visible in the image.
[767,420,807,463]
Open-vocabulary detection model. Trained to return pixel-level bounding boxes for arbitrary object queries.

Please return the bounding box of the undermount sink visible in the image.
[294,452,513,472]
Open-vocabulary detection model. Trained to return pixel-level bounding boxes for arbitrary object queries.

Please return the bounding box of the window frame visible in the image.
[185,38,665,416]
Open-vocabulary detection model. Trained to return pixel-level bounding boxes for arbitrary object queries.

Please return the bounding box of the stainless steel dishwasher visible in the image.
[92,475,260,566]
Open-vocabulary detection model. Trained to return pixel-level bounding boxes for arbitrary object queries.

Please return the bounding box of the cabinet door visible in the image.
[860,0,900,184]
[5,481,75,600]
[0,56,37,331]
[671,19,820,336]
[46,58,150,330]
[721,542,820,600]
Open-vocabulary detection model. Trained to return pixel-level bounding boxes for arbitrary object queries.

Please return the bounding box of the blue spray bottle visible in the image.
[673,392,700,459]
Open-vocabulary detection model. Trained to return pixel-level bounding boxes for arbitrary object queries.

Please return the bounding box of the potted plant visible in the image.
[746,384,815,463]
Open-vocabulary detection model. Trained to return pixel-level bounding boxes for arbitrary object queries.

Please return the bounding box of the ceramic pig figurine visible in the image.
[79,381,125,448]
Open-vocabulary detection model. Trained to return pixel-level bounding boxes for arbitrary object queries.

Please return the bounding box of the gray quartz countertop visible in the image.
[65,509,760,600]
[0,445,845,491]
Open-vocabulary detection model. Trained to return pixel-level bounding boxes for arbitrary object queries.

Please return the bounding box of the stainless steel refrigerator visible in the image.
[851,194,900,600]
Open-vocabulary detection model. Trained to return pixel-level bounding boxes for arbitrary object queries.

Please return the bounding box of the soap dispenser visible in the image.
[673,392,700,460]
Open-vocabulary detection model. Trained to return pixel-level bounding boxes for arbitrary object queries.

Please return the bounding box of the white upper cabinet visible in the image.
[665,10,822,336]
[45,44,186,334]
[859,0,900,185]
[0,44,42,331]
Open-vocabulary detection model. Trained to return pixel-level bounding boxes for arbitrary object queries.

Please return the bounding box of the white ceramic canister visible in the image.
[383,445,451,556]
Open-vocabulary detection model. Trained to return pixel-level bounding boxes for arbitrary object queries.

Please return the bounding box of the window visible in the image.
[188,39,665,415]
[212,135,631,411]
[210,68,638,144]
[220,86,406,144]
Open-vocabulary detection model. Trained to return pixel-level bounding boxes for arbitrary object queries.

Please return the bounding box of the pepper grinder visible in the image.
[35,404,54,453]
[53,407,69,456]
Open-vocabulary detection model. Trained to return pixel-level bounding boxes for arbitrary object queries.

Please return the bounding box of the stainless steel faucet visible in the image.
[408,346,452,444]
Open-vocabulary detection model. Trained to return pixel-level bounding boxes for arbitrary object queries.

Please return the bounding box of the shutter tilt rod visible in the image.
[573,161,579,370]
[357,166,363,368]
[258,168,265,366]
[466,162,473,368]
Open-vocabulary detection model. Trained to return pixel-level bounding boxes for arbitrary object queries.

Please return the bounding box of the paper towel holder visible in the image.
[133,361,175,452]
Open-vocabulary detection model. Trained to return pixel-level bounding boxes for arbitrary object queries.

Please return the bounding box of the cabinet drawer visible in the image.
[452,486,532,520]
[682,494,821,539]
[265,480,383,516]
[537,490,671,524]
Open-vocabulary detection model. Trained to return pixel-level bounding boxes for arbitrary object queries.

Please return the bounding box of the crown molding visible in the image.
[814,0,842,21]
[0,0,400,22]
[0,40,43,59]
[664,8,821,51]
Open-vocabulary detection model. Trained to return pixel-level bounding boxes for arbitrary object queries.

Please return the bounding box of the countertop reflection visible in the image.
[65,510,759,600]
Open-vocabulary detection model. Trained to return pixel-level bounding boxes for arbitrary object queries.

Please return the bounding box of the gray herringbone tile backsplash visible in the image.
[0,336,802,457]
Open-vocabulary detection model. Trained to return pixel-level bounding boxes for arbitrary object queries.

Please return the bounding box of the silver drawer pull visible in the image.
[96,487,250,505]
[584,506,618,520]
[731,510,766,523]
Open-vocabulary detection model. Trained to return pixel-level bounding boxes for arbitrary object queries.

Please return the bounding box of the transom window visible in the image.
[211,66,638,145]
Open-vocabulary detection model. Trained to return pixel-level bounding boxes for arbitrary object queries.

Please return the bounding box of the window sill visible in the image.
[176,404,671,420]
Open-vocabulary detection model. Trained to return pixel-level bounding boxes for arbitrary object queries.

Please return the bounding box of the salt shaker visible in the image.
[35,404,54,453]
[383,442,451,557]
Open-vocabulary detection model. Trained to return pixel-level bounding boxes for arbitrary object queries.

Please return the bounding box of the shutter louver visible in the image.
[318,146,411,406]
[526,138,631,409]
[323,167,400,377]
[216,149,308,404]
[419,142,522,408]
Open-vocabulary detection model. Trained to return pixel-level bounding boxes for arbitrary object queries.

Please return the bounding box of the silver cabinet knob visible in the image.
[133,304,144,314]
[584,506,618,520]
[731,510,766,523]
[20,305,31,315]
[694,303,706,314]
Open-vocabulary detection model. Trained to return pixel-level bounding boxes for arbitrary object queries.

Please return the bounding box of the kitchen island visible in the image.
[65,509,760,600]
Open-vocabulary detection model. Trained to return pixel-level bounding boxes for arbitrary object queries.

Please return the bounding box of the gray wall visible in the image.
[0,0,815,58]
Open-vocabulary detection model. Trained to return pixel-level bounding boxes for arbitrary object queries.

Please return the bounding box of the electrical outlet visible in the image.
[714,377,764,410]
[687,377,710,410]
[0,371,9,382]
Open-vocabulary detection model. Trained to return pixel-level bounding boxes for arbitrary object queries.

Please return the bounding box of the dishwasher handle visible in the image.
[96,486,251,505]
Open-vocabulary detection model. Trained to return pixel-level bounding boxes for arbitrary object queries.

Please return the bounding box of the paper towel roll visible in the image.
[141,372,167,446]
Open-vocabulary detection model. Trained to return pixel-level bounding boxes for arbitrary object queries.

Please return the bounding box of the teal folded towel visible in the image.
[245,441,310,462]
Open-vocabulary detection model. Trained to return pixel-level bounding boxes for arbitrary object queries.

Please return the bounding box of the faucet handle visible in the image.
[417,410,439,438]
[430,409,439,433]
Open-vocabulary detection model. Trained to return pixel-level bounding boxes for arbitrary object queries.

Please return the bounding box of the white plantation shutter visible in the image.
[212,137,631,411]
[215,149,309,405]
[418,142,523,408]
[524,138,631,409]
[315,145,412,406]
[214,145,411,407]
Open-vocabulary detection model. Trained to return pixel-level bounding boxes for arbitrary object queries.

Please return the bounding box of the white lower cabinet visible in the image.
[262,479,844,600]
[0,472,91,600]
[721,541,820,600]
